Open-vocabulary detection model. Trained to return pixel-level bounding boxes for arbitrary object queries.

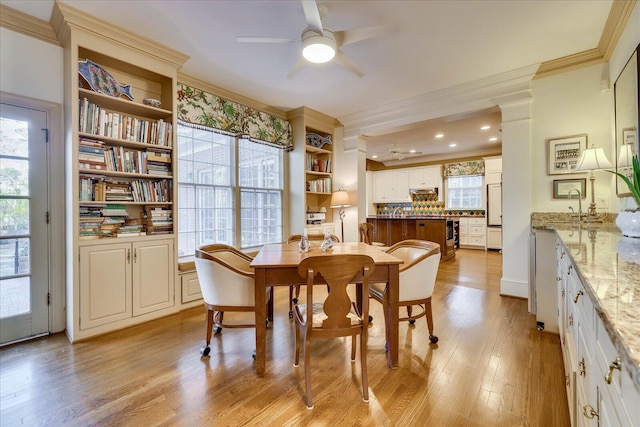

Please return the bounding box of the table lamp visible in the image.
[575,145,613,220]
[330,190,351,242]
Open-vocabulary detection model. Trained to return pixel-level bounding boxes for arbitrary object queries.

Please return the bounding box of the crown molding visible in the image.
[340,64,538,140]
[51,1,189,68]
[0,4,60,46]
[535,0,636,79]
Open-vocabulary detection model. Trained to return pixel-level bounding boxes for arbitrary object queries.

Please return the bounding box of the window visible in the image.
[446,175,483,209]
[177,124,283,257]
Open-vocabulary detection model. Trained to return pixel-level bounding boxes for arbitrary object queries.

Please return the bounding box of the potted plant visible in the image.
[608,154,640,237]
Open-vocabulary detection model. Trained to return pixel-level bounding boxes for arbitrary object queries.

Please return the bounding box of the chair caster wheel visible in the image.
[368,315,373,323]
[214,327,222,335]
[252,350,256,360]
[200,346,210,356]
[409,320,416,325]
[429,335,439,344]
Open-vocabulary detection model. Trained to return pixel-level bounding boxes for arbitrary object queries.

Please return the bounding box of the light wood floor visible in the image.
[0,249,569,426]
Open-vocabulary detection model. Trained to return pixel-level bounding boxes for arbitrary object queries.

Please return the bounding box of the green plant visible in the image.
[607,154,640,206]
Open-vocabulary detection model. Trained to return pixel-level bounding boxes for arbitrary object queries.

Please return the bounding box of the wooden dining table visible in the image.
[250,242,403,377]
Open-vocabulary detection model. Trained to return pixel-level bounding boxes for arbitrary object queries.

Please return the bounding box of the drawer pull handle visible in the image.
[568,314,573,327]
[582,404,599,419]
[604,357,622,384]
[578,357,586,377]
[127,248,131,264]
[573,289,583,303]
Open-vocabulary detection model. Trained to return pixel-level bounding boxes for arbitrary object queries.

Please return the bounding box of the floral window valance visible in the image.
[177,83,292,149]
[444,160,485,177]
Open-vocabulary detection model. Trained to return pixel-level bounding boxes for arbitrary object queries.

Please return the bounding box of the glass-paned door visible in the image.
[0,103,49,345]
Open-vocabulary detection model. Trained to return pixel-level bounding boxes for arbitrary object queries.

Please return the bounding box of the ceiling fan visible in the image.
[236,0,392,78]
[389,147,423,160]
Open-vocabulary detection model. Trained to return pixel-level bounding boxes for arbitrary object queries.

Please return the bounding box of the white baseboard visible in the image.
[500,278,529,298]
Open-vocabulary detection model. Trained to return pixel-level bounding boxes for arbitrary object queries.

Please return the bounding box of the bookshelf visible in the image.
[52,1,188,341]
[287,107,338,238]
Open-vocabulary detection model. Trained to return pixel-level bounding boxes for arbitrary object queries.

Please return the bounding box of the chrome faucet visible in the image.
[568,189,583,222]
[393,207,404,218]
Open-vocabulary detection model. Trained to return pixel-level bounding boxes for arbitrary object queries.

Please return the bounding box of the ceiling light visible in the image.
[302,30,336,64]
[372,154,378,159]
[489,137,498,142]
[449,143,457,147]
[409,149,416,153]
[481,125,491,130]
[435,133,444,138]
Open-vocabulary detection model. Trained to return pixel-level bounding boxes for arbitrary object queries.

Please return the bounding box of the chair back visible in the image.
[359,223,374,244]
[288,233,340,243]
[297,254,374,330]
[195,244,255,307]
[385,239,441,301]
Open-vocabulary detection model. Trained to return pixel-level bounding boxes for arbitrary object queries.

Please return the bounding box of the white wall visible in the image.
[531,63,614,213]
[0,28,63,103]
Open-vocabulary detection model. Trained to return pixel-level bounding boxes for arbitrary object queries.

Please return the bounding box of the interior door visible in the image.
[0,102,50,344]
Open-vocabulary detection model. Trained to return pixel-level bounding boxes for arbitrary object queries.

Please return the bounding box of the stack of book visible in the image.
[79,137,107,170]
[145,149,172,176]
[104,180,134,202]
[144,206,173,235]
[78,205,106,239]
[100,204,129,236]
[117,218,145,237]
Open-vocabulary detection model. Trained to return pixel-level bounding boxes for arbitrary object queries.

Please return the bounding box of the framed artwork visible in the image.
[553,178,587,199]
[622,128,637,147]
[547,134,588,175]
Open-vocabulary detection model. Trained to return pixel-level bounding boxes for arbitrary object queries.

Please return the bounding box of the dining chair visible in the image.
[286,233,341,317]
[294,254,375,409]
[359,222,386,247]
[195,244,273,357]
[369,239,441,344]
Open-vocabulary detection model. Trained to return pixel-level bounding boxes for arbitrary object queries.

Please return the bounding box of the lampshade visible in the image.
[330,190,351,208]
[617,144,634,168]
[302,30,336,64]
[575,147,613,171]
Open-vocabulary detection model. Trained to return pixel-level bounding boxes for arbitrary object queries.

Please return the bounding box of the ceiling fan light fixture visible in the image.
[302,30,336,63]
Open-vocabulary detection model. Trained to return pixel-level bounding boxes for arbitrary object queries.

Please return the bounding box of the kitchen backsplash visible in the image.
[376,195,485,217]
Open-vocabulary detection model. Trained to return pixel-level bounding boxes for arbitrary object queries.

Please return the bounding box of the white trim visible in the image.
[500,278,529,299]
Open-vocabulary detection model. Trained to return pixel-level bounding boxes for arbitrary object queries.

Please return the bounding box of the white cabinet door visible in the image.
[408,166,441,189]
[133,239,175,316]
[486,227,502,249]
[372,170,410,202]
[391,170,410,201]
[80,242,132,330]
[181,271,202,304]
[485,157,502,184]
[424,166,442,188]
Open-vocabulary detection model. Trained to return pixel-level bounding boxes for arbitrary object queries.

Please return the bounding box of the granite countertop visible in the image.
[374,215,482,219]
[531,213,640,391]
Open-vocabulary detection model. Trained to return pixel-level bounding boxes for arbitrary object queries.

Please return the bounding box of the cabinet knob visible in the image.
[604,357,622,384]
[582,404,599,420]
[573,289,583,303]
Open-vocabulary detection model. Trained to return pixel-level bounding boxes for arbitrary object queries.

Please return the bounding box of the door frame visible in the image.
[1,92,65,336]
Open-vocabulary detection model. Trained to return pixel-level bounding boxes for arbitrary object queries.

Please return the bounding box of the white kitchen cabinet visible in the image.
[408,165,442,190]
[79,238,175,331]
[486,227,502,250]
[484,156,502,184]
[372,170,410,203]
[459,217,486,249]
[556,237,640,426]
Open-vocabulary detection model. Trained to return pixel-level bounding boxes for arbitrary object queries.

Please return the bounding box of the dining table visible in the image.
[250,242,403,377]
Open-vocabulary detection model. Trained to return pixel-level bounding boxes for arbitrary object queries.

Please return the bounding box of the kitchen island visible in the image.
[531,215,639,425]
[367,217,459,261]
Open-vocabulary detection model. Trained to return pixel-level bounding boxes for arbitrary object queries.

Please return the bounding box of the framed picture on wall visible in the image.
[547,134,588,175]
[552,178,587,199]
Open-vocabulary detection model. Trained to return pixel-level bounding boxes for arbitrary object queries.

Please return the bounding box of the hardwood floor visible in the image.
[0,249,569,426]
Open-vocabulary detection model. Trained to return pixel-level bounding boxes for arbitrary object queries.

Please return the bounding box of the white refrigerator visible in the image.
[486,183,502,249]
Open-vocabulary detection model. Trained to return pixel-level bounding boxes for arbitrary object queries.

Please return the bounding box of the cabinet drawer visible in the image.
[468,236,485,246]
[469,225,485,234]
[468,218,485,226]
[595,319,638,425]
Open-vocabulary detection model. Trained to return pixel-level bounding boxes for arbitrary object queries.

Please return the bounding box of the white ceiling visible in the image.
[2,0,614,165]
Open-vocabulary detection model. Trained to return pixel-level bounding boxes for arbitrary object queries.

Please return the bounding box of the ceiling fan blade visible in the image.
[334,25,394,47]
[301,0,324,35]
[333,50,364,77]
[236,36,297,44]
[286,56,308,79]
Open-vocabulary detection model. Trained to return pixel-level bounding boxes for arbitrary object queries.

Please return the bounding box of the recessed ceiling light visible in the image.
[371,154,378,159]
[409,149,416,153]
[449,143,457,148]
[481,125,491,130]
[435,133,444,138]
[489,137,498,142]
